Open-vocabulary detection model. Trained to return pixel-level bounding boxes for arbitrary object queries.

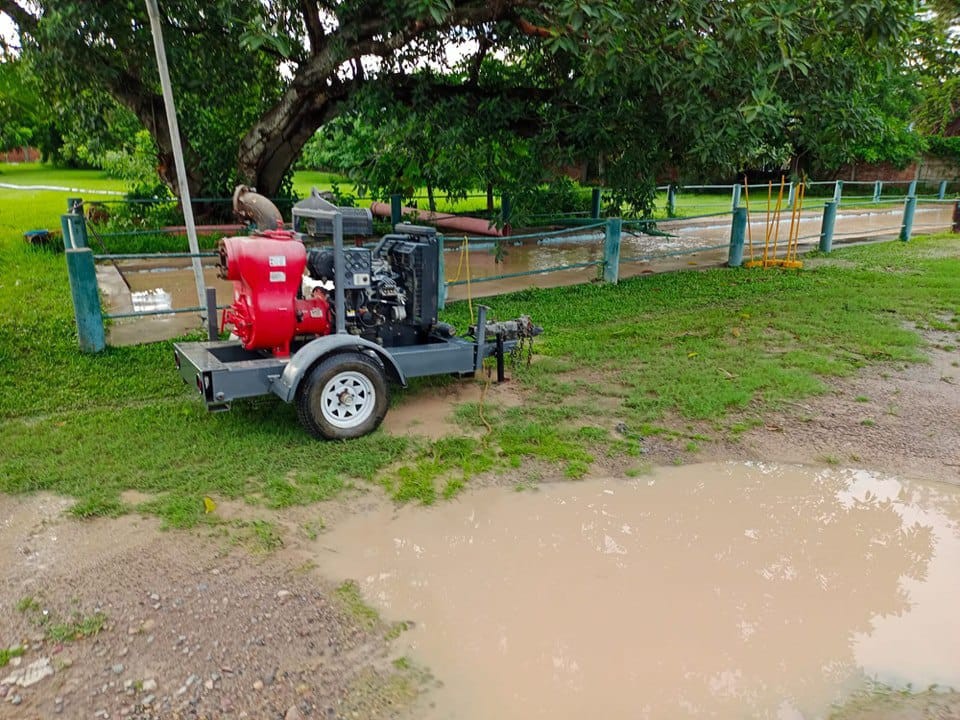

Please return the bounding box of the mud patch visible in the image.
[316,462,960,720]
[0,494,416,720]
[383,378,522,440]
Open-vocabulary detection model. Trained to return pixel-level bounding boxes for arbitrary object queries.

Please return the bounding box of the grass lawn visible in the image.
[2,165,959,526]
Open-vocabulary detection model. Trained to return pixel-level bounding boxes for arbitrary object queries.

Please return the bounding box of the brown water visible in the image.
[317,463,960,720]
[100,204,954,343]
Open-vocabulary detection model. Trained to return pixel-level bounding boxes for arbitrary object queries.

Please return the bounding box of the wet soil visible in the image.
[4,317,960,715]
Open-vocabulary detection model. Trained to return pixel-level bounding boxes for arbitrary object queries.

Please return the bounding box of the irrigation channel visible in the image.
[317,462,960,720]
[96,202,954,346]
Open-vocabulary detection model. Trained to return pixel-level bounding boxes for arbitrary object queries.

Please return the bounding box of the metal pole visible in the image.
[437,234,446,310]
[819,201,838,252]
[873,181,882,203]
[145,0,205,311]
[667,185,677,217]
[591,188,602,219]
[727,207,746,267]
[333,212,346,333]
[938,180,947,200]
[731,184,741,212]
[390,194,402,227]
[205,287,218,341]
[66,247,106,353]
[603,218,621,284]
[833,180,843,205]
[786,182,795,210]
[501,193,512,227]
[907,179,917,198]
[900,196,917,242]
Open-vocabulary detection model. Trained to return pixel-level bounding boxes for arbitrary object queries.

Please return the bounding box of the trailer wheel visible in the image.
[296,352,389,440]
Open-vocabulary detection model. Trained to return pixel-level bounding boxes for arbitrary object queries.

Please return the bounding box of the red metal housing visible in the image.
[219,231,331,357]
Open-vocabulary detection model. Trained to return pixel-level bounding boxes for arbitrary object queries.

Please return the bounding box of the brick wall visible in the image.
[0,147,40,163]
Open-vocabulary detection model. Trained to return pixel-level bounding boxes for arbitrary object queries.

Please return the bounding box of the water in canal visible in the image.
[317,462,960,719]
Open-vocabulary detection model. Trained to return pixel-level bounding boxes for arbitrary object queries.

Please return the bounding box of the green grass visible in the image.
[334,580,380,630]
[0,645,25,668]
[16,595,107,643]
[1,166,959,524]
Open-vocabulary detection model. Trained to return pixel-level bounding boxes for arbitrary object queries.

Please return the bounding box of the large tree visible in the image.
[1,1,920,199]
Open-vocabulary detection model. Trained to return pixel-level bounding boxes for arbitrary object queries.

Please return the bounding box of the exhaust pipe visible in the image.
[233,185,284,231]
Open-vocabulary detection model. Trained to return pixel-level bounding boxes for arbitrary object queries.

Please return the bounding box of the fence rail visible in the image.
[59,185,960,352]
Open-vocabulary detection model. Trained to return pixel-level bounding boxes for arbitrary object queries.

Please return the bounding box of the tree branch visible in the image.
[0,0,38,35]
[301,0,325,54]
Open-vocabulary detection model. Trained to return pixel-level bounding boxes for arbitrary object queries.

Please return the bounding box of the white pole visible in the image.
[144,0,206,312]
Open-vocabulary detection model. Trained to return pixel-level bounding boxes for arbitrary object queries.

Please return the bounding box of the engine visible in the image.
[304,226,439,347]
[218,190,441,357]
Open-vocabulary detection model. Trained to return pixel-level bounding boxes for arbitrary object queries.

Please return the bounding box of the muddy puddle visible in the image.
[316,462,960,720]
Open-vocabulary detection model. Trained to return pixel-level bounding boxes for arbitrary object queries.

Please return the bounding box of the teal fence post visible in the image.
[603,218,621,284]
[907,180,917,198]
[731,184,741,211]
[390,194,402,226]
[938,180,948,200]
[501,194,512,227]
[899,196,917,242]
[591,188,602,219]
[60,212,88,250]
[873,181,882,203]
[667,185,677,217]
[728,207,747,267]
[437,234,446,310]
[66,247,106,353]
[833,180,843,204]
[819,201,838,253]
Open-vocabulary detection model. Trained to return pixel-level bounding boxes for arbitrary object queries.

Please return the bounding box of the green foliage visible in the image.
[0,646,25,668]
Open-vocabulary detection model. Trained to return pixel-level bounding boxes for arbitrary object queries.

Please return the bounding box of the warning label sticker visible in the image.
[269,271,286,282]
[269,255,287,267]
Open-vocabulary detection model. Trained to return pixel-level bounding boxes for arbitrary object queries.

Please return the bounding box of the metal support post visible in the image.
[899,196,917,242]
[907,180,917,198]
[727,207,747,267]
[603,218,621,284]
[60,212,88,250]
[667,185,677,217]
[873,181,882,203]
[437,234,446,310]
[591,187,602,219]
[145,0,206,312]
[496,334,505,383]
[205,287,218,341]
[731,184,741,212]
[66,247,106,353]
[390,194,402,227]
[501,193,512,226]
[833,180,843,204]
[819,201,838,252]
[787,182,795,209]
[938,180,948,200]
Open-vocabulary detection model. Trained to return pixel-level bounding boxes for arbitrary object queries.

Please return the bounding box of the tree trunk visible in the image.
[237,81,348,197]
[427,183,436,213]
[486,182,494,215]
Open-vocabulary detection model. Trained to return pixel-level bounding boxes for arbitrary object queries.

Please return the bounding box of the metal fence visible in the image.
[60,185,959,352]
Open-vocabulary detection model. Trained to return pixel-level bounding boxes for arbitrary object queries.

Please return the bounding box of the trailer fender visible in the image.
[272,336,407,403]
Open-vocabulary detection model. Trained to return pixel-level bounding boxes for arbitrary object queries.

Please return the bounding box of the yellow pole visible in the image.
[770,176,786,265]
[763,181,773,265]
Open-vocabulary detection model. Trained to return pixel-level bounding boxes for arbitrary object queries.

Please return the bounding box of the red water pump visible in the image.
[218,230,330,357]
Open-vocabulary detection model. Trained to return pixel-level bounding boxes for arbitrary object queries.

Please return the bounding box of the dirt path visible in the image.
[1,338,958,719]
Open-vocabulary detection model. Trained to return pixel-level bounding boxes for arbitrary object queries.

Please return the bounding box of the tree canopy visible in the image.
[0,0,933,207]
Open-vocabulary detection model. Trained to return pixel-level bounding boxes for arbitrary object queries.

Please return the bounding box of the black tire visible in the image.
[295,352,389,440]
